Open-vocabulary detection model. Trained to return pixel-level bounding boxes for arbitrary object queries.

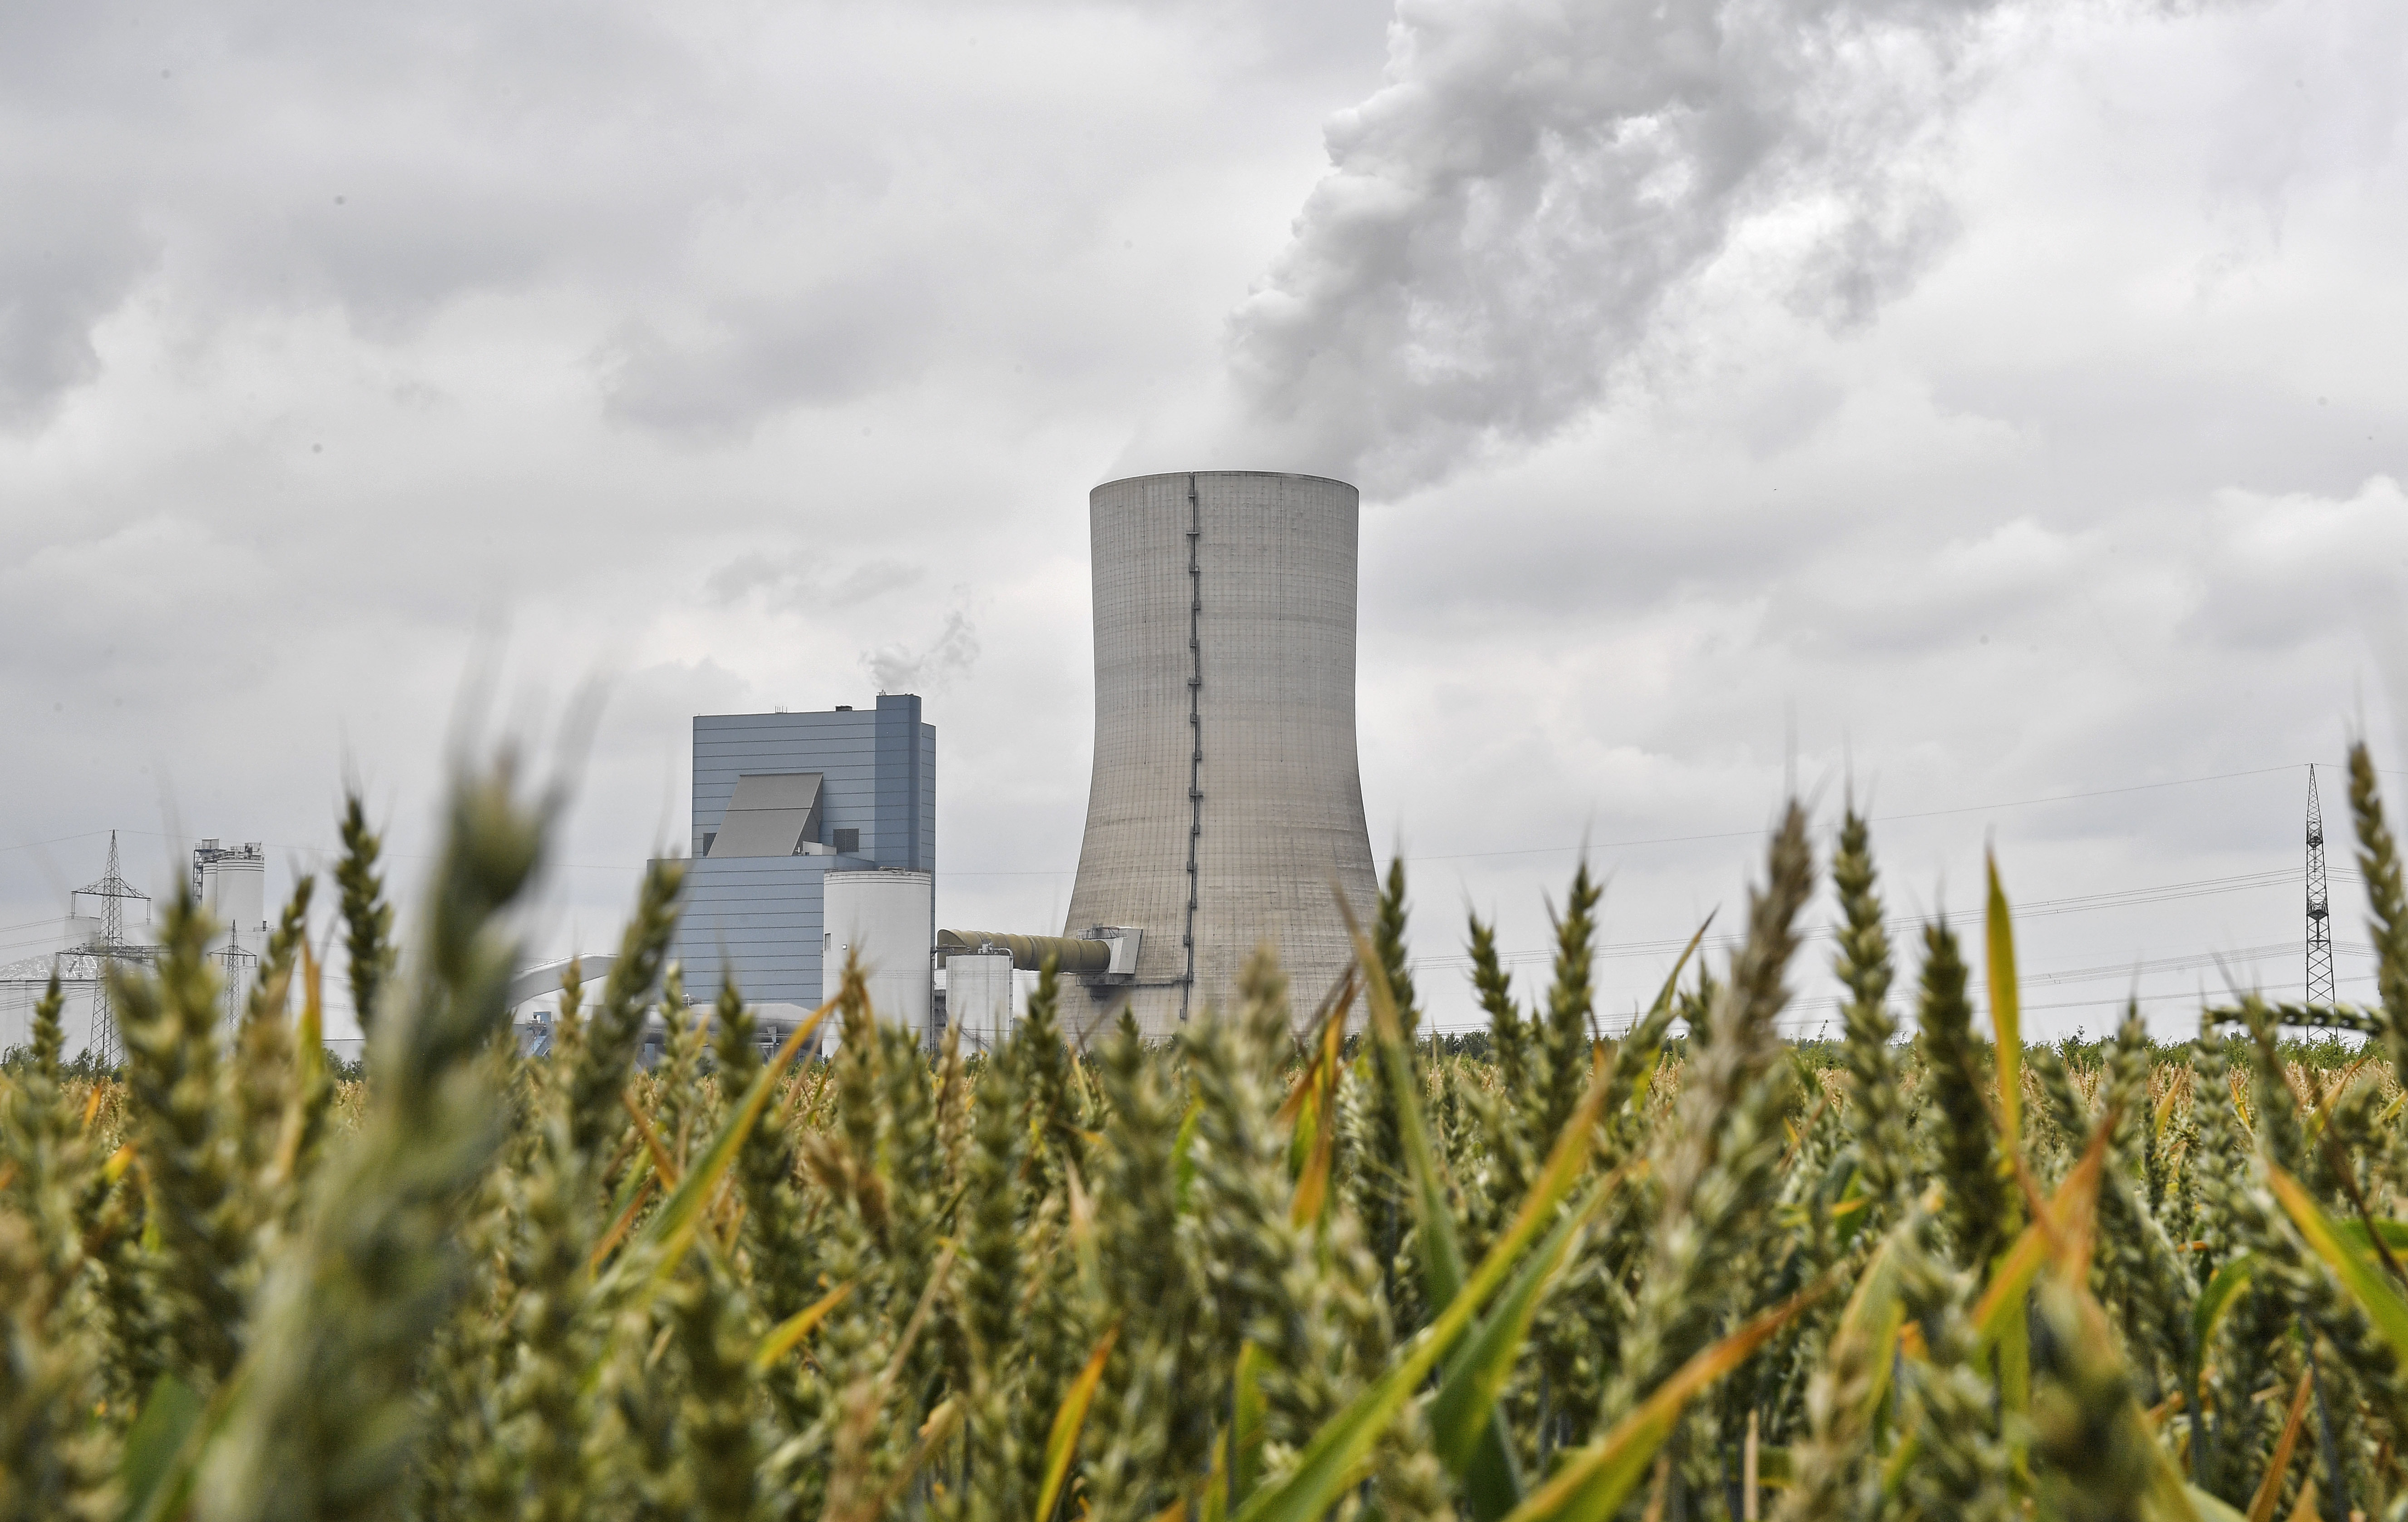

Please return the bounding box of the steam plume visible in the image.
[1224,0,2010,493]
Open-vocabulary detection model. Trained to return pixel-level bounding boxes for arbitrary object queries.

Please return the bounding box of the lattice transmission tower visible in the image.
[2307,765,2335,1007]
[75,832,152,1066]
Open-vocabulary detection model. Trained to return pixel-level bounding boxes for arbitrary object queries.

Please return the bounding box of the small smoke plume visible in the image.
[863,606,981,692]
[1223,0,2008,493]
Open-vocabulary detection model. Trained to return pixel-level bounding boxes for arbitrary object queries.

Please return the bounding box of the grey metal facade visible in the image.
[672,693,934,1008]
[1061,471,1380,1040]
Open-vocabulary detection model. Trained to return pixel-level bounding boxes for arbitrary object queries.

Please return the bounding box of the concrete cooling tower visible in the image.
[1060,471,1380,1039]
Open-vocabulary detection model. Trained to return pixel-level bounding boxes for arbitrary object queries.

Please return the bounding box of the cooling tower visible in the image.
[1061,471,1380,1039]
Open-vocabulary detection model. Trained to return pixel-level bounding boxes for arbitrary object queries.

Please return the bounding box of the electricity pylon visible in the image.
[2307,766,2335,1007]
[74,832,150,1066]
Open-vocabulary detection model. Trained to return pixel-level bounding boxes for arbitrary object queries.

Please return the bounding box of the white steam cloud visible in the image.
[1221,0,2013,492]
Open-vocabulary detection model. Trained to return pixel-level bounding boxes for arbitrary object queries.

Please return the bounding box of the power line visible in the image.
[1418,863,2350,972]
[0,825,645,876]
[1761,973,2387,1037]
[2017,939,2370,989]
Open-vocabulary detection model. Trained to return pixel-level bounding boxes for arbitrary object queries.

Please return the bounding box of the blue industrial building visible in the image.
[671,693,934,1009]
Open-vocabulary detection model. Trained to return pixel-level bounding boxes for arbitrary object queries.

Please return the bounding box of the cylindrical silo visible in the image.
[1061,471,1379,1039]
[199,845,267,943]
[824,869,934,1041]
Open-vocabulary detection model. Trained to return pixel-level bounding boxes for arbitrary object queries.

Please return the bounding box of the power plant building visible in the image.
[669,695,934,1028]
[1057,471,1380,1039]
[665,470,1377,1049]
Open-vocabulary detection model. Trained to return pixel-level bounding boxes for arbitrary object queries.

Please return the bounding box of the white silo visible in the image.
[196,841,268,942]
[823,868,934,1043]
[1061,471,1380,1039]
[196,840,269,1025]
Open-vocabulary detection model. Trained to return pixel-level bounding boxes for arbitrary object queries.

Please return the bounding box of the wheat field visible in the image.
[9,746,2408,1522]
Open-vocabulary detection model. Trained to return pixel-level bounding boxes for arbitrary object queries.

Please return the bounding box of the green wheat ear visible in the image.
[194,752,555,1522]
[336,793,396,1040]
[1832,807,1907,1219]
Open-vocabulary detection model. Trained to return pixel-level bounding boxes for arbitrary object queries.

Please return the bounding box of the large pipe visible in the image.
[506,954,621,1009]
[937,930,1113,975]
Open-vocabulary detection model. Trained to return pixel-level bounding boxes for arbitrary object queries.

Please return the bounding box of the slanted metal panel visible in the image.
[708,772,824,857]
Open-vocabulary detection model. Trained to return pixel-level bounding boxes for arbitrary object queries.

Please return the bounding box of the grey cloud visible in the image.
[1767,517,2092,658]
[0,200,156,427]
[600,269,945,437]
[1785,185,1962,331]
[0,0,1410,452]
[706,553,925,608]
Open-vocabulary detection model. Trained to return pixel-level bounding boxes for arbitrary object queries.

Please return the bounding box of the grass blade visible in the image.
[1346,897,1527,1512]
[1174,1096,1204,1213]
[2188,1487,2249,1522]
[121,1374,205,1522]
[2267,1165,2408,1364]
[2246,1370,2315,1522]
[1231,1079,1630,1522]
[621,1088,683,1186]
[1036,1324,1119,1522]
[1432,1037,1636,1517]
[1499,1280,1831,1522]
[1985,850,2022,1152]
[2338,1219,2408,1262]
[1430,1171,1606,1493]
[1230,1341,1267,1507]
[750,1280,854,1374]
[1824,1229,1910,1429]
[603,995,832,1295]
[1972,1123,2108,1346]
[1342,899,1467,1305]
[1283,978,1352,1228]
[2190,1254,2257,1385]
[583,1168,658,1278]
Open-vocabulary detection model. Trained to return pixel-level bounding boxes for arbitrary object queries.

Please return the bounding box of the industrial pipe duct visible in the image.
[937,929,1113,975]
[1061,472,1380,1038]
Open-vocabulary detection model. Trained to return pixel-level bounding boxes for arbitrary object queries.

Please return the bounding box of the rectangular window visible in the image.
[834,828,860,854]
[701,831,716,855]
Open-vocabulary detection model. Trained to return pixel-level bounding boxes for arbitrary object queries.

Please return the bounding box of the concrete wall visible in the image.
[676,694,934,1011]
[946,949,1015,1054]
[1061,471,1379,1040]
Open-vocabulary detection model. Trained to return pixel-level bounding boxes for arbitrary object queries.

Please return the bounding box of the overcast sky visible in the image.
[4,0,2404,1046]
